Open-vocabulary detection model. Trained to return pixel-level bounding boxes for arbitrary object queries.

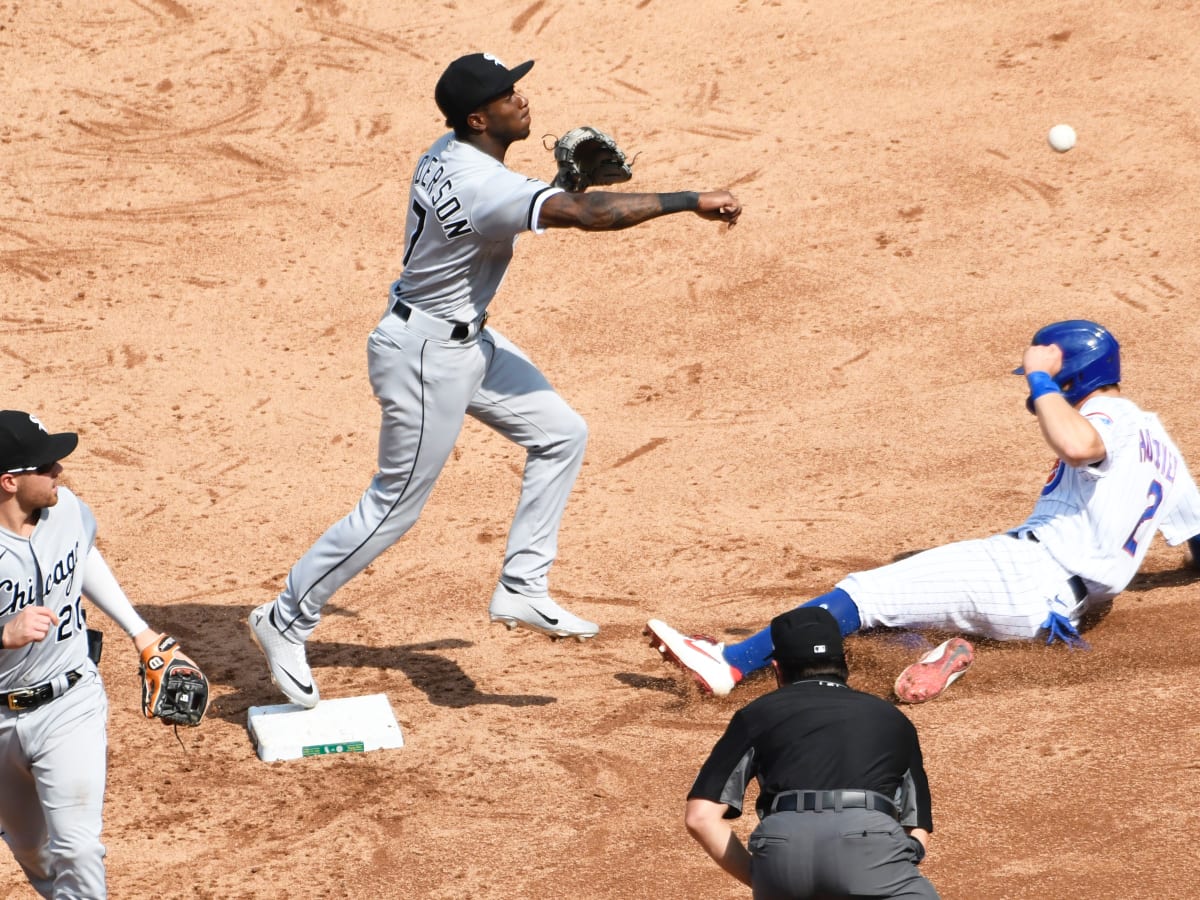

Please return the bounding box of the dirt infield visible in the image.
[4,2,1200,898]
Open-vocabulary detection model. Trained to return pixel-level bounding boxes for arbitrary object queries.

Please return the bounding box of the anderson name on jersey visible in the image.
[389,132,562,325]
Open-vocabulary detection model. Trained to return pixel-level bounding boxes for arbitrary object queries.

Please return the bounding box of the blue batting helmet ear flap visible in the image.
[1014,320,1120,409]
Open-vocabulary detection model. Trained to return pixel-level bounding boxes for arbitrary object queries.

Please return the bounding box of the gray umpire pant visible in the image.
[749,809,939,899]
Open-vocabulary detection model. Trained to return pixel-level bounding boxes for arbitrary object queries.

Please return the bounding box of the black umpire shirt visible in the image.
[688,678,934,831]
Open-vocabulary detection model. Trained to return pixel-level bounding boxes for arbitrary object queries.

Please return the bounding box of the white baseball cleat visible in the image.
[488,584,599,641]
[644,619,742,697]
[893,637,975,704]
[249,602,320,709]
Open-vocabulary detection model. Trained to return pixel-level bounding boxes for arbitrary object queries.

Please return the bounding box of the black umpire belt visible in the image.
[392,299,486,342]
[2,670,83,711]
[766,789,899,820]
[1008,531,1087,602]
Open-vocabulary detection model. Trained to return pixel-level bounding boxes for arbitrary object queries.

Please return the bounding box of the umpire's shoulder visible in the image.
[849,683,916,718]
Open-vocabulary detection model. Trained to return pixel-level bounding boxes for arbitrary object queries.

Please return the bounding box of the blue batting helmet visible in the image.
[1015,319,1120,407]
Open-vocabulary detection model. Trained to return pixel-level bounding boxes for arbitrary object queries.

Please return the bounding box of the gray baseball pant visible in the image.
[277,325,587,638]
[0,668,108,899]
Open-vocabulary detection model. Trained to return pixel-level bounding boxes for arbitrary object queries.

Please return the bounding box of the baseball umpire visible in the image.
[0,411,208,898]
[648,320,1200,702]
[686,606,938,899]
[250,52,742,708]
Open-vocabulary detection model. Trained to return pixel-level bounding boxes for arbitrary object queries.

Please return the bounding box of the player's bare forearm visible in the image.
[132,627,158,653]
[684,798,753,886]
[1022,344,1106,466]
[1034,395,1106,466]
[539,190,741,231]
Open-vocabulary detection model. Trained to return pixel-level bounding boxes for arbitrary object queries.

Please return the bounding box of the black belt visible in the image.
[1008,532,1087,601]
[2,670,83,711]
[766,789,898,820]
[392,300,481,342]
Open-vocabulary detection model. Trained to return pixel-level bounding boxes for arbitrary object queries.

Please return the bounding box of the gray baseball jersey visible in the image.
[1,486,109,899]
[0,486,94,690]
[273,132,585,639]
[393,132,560,322]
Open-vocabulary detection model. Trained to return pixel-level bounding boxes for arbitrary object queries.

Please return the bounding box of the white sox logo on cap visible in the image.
[434,53,535,124]
[0,410,79,474]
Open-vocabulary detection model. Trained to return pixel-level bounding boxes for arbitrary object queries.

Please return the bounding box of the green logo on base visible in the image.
[302,741,365,757]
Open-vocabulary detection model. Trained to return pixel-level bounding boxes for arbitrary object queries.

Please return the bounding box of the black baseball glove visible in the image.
[139,634,210,726]
[551,126,633,193]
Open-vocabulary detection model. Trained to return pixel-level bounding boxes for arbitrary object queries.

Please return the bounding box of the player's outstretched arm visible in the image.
[81,546,151,640]
[539,189,741,231]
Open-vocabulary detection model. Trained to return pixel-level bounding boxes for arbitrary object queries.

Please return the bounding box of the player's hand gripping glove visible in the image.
[139,634,210,726]
[551,126,633,192]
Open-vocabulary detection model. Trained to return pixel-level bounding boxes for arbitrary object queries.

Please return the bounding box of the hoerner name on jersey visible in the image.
[1140,429,1178,483]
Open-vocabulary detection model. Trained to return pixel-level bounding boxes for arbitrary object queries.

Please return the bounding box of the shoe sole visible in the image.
[490,615,597,642]
[248,611,320,709]
[894,638,974,704]
[644,621,726,696]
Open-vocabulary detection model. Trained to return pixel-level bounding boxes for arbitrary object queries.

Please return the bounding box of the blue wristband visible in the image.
[1026,371,1062,403]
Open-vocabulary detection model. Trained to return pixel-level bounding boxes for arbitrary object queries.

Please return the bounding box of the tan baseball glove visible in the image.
[139,634,210,726]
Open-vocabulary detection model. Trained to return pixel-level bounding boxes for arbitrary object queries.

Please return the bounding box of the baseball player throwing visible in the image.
[646,320,1200,702]
[0,411,208,899]
[250,52,742,708]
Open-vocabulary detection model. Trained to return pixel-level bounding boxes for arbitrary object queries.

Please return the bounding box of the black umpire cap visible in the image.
[435,53,534,124]
[767,606,845,666]
[0,411,78,474]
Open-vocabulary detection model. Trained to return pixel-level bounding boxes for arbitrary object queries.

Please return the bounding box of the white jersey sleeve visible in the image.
[0,487,94,690]
[1019,396,1197,596]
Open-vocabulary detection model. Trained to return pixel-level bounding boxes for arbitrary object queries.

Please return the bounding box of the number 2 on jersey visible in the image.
[1122,479,1163,556]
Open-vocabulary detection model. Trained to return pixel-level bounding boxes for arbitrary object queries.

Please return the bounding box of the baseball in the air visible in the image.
[1047,124,1076,152]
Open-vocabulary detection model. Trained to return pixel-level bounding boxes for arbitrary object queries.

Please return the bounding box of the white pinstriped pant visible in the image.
[838,533,1087,640]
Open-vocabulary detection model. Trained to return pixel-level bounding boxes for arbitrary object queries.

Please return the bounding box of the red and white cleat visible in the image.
[894,637,975,703]
[644,619,743,697]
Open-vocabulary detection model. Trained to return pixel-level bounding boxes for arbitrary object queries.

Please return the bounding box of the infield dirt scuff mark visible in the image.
[613,437,668,468]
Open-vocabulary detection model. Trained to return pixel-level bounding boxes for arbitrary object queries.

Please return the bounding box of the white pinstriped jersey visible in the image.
[391,132,562,323]
[0,486,95,690]
[842,392,1200,640]
[1018,394,1200,597]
